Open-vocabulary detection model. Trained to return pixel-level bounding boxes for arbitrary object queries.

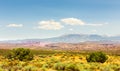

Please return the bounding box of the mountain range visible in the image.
[1,34,120,43]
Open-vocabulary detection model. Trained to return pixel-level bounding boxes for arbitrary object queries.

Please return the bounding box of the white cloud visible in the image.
[61,18,85,25]
[61,18,107,27]
[35,18,108,30]
[37,20,64,30]
[86,22,109,26]
[7,24,23,28]
[85,23,103,26]
[69,28,73,31]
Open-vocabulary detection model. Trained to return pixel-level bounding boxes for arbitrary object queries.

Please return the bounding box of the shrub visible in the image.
[86,52,108,63]
[54,62,66,70]
[7,48,33,61]
[65,63,80,71]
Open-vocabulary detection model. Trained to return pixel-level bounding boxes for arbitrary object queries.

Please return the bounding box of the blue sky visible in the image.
[0,0,120,40]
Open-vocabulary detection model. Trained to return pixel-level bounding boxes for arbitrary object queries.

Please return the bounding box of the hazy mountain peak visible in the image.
[1,34,120,43]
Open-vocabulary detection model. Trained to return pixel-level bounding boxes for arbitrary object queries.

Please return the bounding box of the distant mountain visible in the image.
[1,34,120,43]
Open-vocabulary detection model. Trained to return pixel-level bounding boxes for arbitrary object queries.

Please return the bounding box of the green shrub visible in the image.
[86,52,108,63]
[54,62,66,70]
[54,62,80,71]
[65,63,80,71]
[7,48,33,61]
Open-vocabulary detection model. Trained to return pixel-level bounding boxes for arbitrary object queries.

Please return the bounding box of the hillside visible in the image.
[1,34,120,43]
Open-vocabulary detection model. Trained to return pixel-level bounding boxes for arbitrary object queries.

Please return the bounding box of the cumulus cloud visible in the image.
[7,24,23,28]
[35,18,108,30]
[69,28,73,31]
[37,20,64,30]
[61,18,85,25]
[61,18,107,26]
[85,23,103,26]
[86,22,109,26]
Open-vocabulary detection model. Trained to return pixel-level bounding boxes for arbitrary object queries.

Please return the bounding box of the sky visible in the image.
[0,0,120,40]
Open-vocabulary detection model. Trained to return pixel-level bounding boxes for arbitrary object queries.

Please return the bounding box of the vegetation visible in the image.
[7,48,33,61]
[86,52,108,63]
[0,49,119,71]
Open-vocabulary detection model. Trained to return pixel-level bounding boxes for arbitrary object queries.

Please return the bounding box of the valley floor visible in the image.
[0,50,119,71]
